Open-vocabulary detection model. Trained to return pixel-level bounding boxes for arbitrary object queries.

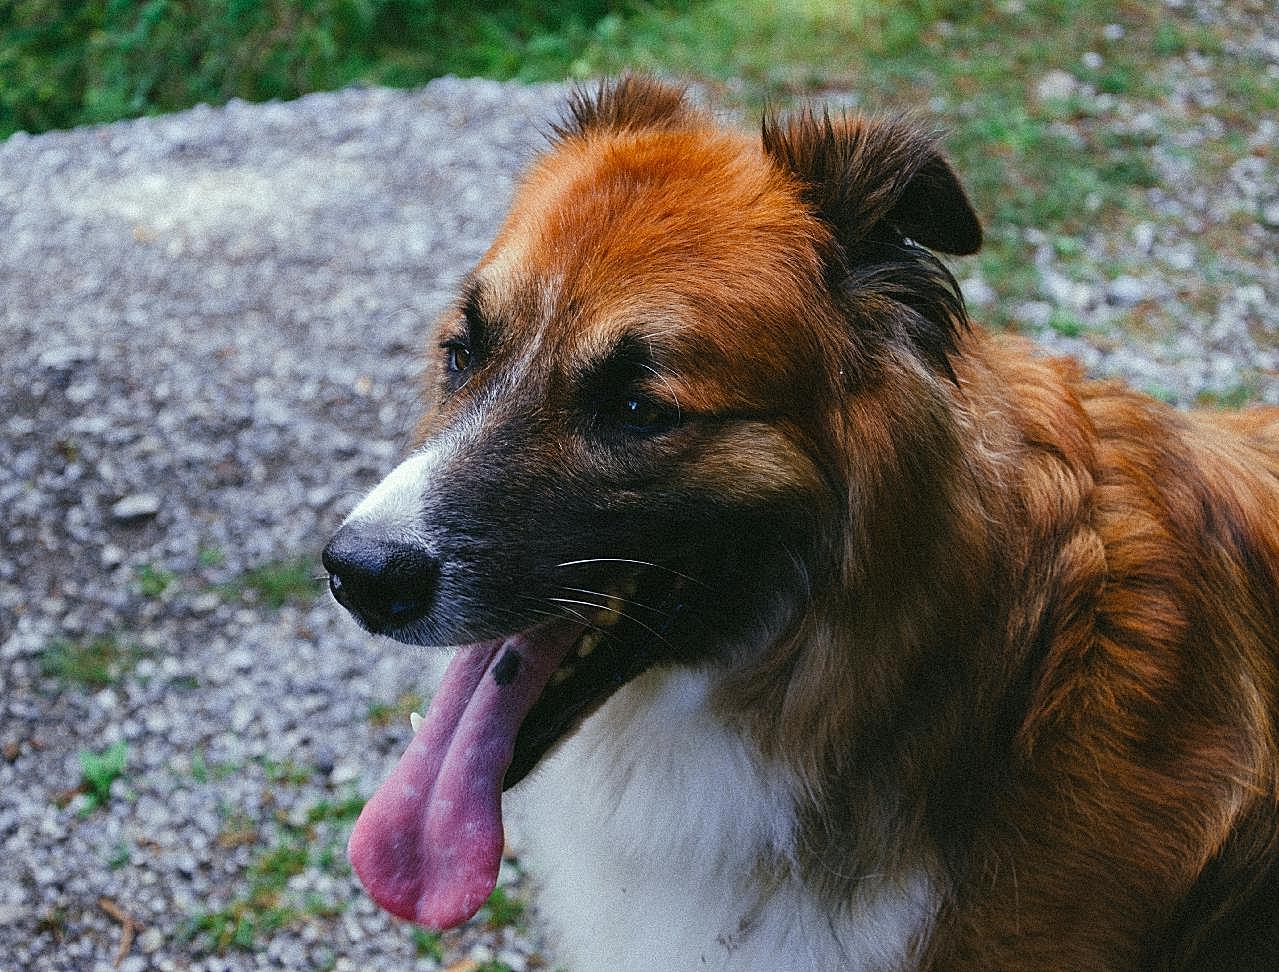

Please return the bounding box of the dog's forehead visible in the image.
[471,127,829,371]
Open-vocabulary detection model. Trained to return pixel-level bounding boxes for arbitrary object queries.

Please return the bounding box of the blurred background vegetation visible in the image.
[2,0,1258,140]
[2,0,1274,361]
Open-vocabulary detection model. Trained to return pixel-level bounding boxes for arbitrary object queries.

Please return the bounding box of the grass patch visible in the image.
[366,691,425,729]
[77,741,128,814]
[35,906,67,941]
[304,791,367,826]
[39,635,138,688]
[411,928,445,961]
[217,811,259,850]
[1047,309,1087,339]
[106,841,130,870]
[259,757,312,786]
[226,556,322,609]
[480,885,526,929]
[1195,384,1258,409]
[197,544,227,568]
[0,1,690,138]
[134,562,175,597]
[190,747,240,784]
[185,788,366,954]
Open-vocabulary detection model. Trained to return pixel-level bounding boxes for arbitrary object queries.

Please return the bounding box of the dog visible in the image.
[323,76,1279,970]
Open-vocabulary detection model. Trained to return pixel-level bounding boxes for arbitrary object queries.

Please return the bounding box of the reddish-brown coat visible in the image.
[453,77,1279,968]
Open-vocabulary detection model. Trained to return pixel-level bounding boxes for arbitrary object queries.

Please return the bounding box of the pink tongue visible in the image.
[347,628,577,928]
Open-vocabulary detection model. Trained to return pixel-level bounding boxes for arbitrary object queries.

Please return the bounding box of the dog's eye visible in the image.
[613,395,677,434]
[442,341,472,373]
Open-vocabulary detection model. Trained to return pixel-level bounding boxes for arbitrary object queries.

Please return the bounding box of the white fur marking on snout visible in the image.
[343,445,442,536]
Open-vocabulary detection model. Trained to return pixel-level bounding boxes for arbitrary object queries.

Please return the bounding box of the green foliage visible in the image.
[107,841,131,869]
[366,691,424,728]
[191,746,241,783]
[0,0,688,138]
[1195,384,1258,409]
[186,787,365,954]
[410,927,444,961]
[39,635,137,688]
[78,740,128,812]
[1047,310,1086,338]
[197,544,226,568]
[134,562,175,597]
[258,756,311,785]
[480,885,525,928]
[228,556,321,609]
[304,791,366,825]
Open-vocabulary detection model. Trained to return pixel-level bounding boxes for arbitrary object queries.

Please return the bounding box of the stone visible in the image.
[109,494,161,524]
[1107,276,1149,307]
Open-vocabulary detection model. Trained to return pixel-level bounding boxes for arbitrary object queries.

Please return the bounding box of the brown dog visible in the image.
[324,76,1279,970]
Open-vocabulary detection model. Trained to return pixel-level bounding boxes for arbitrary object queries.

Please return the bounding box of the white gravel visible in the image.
[2,78,565,972]
[1,49,1275,971]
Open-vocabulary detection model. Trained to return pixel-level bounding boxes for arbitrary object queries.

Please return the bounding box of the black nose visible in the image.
[321,525,438,633]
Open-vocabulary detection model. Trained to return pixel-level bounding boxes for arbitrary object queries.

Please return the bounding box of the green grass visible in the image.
[1047,310,1087,339]
[366,691,424,728]
[185,786,366,954]
[77,740,128,814]
[134,562,175,597]
[197,544,227,568]
[411,928,444,961]
[0,0,689,138]
[259,757,312,785]
[480,885,526,929]
[6,0,1269,359]
[106,841,130,870]
[39,635,139,688]
[1195,384,1258,410]
[190,747,241,784]
[226,556,322,609]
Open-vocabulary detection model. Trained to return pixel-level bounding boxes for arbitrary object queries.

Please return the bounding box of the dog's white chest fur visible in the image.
[505,667,935,971]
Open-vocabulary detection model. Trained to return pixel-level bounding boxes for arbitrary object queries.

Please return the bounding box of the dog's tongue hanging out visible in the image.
[347,627,578,928]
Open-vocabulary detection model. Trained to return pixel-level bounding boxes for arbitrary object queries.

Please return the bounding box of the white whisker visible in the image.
[547,595,678,652]
[553,557,708,589]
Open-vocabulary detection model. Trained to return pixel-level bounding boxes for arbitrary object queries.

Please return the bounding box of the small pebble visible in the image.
[110,494,161,523]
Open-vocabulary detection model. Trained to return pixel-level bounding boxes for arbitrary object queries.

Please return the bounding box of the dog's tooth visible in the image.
[577,631,601,658]
[551,667,573,685]
[410,711,423,733]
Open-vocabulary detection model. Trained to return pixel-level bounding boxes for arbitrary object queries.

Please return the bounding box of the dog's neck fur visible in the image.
[508,664,940,971]
[717,330,1100,925]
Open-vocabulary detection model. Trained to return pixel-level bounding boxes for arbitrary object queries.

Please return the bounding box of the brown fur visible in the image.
[436,77,1279,968]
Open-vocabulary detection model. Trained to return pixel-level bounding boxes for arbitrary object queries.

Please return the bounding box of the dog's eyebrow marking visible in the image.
[577,333,675,396]
[492,649,522,686]
[458,279,500,351]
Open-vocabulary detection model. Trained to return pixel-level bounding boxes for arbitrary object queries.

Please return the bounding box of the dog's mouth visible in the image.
[347,570,687,929]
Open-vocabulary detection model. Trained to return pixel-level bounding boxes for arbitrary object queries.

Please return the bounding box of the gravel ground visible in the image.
[1,48,1275,972]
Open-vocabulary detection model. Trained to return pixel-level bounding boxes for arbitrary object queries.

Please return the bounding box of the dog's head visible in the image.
[325,76,981,928]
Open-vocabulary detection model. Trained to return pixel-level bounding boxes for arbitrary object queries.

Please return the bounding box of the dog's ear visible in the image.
[761,109,982,256]
[552,74,697,141]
